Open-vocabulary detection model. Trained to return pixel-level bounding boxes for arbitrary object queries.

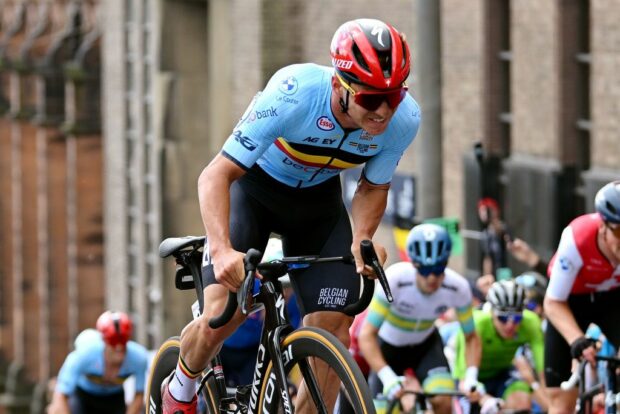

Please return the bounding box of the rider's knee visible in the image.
[504,391,531,410]
[546,388,577,414]
[190,314,232,347]
[430,395,452,414]
[303,311,353,347]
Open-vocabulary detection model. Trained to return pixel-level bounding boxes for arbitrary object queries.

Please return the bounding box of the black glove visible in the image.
[570,336,595,359]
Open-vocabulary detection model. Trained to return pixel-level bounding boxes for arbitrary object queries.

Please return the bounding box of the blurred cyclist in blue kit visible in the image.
[46,311,149,414]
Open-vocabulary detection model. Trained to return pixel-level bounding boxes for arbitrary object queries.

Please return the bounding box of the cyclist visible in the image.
[544,180,620,414]
[358,223,482,414]
[452,280,548,413]
[46,311,149,414]
[161,18,421,414]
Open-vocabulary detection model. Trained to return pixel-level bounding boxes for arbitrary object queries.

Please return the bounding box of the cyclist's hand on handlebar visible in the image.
[570,336,597,365]
[212,248,246,292]
[351,240,387,277]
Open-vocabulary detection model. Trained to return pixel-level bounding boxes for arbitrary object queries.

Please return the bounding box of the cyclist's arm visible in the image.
[358,318,389,373]
[543,297,584,347]
[350,176,389,274]
[544,226,583,343]
[126,392,143,414]
[197,154,247,291]
[46,391,71,414]
[463,330,481,371]
[454,291,481,375]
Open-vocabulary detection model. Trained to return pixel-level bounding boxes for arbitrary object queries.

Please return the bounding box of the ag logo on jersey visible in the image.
[316,116,335,131]
[279,76,299,95]
[233,130,257,151]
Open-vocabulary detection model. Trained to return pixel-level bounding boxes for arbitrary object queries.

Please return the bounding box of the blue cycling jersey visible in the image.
[56,330,149,396]
[222,63,421,188]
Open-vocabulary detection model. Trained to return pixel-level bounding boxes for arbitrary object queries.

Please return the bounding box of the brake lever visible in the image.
[360,240,393,302]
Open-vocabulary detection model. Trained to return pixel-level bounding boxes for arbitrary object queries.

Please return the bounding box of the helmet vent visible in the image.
[606,201,618,216]
[425,241,432,259]
[377,49,392,78]
[352,43,370,74]
[413,241,421,258]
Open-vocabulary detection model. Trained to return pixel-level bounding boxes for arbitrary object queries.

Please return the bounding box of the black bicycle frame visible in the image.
[246,279,296,414]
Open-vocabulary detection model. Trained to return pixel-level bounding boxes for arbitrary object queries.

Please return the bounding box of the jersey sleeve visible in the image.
[361,99,420,185]
[452,328,466,380]
[449,272,475,335]
[55,351,83,395]
[523,311,545,373]
[365,292,390,328]
[455,304,475,336]
[546,226,583,300]
[221,67,300,169]
[366,265,401,327]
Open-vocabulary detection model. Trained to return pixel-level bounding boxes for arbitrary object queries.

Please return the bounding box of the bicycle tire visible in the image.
[145,336,181,414]
[144,336,223,414]
[257,327,375,414]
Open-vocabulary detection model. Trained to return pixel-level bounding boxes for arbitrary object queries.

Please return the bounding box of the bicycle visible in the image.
[145,235,391,414]
[561,355,620,414]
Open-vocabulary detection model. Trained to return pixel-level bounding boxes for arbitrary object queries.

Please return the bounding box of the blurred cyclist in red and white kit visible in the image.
[544,181,620,413]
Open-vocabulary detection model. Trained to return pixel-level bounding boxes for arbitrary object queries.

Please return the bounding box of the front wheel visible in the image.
[259,327,375,414]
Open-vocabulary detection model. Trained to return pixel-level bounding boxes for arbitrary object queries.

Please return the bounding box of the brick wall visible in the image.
[591,0,620,168]
[511,0,559,157]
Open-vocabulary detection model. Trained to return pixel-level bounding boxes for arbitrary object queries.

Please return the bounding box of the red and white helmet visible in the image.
[96,311,132,346]
[330,18,411,90]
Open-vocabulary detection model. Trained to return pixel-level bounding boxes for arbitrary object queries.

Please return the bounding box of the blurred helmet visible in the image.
[595,181,620,224]
[515,271,547,296]
[487,280,525,312]
[330,18,410,90]
[96,311,132,346]
[477,197,500,213]
[406,223,452,266]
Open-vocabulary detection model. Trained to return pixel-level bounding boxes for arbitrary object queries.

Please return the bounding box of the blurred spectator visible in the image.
[46,311,149,414]
[478,198,512,277]
[476,273,496,299]
[507,238,549,276]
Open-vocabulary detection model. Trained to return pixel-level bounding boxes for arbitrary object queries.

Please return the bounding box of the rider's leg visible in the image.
[501,379,533,411]
[294,311,354,414]
[168,284,246,402]
[414,330,456,414]
[168,178,270,403]
[546,387,578,414]
[429,395,451,414]
[503,390,531,411]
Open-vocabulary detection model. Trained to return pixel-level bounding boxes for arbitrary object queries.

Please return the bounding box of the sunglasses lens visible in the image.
[353,88,407,111]
[354,94,384,111]
[386,88,408,108]
[416,262,446,277]
[497,313,523,324]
